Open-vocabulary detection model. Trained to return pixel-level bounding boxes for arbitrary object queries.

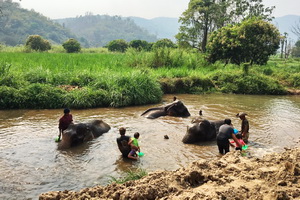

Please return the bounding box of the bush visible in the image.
[107,39,128,52]
[107,72,162,107]
[0,86,25,109]
[210,72,287,95]
[25,35,51,52]
[64,87,109,109]
[20,84,66,109]
[129,40,151,51]
[62,38,81,53]
[160,76,215,94]
[152,38,177,49]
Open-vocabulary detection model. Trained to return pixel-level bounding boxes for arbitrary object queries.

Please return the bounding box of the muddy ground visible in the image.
[39,148,300,200]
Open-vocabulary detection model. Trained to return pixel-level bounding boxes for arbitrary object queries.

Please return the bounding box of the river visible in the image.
[0,94,300,199]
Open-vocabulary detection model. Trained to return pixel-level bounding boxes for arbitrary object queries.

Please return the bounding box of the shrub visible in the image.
[210,72,287,95]
[152,38,177,49]
[129,40,151,51]
[107,39,128,52]
[62,38,81,53]
[160,76,215,94]
[20,84,66,109]
[0,86,25,109]
[63,87,109,108]
[25,35,51,52]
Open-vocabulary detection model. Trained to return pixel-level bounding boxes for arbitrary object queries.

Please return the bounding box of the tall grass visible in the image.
[0,50,296,109]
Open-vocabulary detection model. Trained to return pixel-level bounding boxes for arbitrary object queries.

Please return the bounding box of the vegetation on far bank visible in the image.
[0,48,299,109]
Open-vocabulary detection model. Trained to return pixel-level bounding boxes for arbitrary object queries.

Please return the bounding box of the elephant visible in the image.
[58,119,111,149]
[141,99,190,119]
[182,117,225,144]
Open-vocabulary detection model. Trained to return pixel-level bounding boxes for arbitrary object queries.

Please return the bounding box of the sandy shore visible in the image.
[39,148,300,200]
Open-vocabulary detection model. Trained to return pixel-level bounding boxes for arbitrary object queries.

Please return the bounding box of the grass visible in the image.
[108,168,148,184]
[0,49,299,109]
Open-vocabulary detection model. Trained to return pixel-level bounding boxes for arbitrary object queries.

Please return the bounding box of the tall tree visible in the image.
[176,0,274,52]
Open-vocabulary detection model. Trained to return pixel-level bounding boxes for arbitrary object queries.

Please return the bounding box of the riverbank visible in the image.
[0,51,299,109]
[39,147,300,200]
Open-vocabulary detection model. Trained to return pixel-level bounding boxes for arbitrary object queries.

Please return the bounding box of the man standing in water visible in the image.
[116,127,131,158]
[217,119,242,154]
[58,108,73,141]
[237,112,250,143]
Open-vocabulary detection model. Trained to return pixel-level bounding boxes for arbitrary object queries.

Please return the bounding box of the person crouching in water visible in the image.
[58,108,73,141]
[217,119,242,154]
[128,132,140,160]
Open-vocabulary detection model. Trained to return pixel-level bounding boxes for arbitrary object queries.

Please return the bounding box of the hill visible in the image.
[129,17,181,41]
[0,1,75,46]
[131,15,300,44]
[272,15,300,43]
[55,15,158,47]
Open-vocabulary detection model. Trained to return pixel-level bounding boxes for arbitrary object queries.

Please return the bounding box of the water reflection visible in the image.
[0,94,300,199]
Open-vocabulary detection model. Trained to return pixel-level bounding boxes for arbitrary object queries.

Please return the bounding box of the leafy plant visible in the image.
[62,38,81,53]
[108,168,147,184]
[25,35,51,52]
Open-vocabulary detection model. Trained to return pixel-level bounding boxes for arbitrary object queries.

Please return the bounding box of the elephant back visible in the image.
[89,120,111,138]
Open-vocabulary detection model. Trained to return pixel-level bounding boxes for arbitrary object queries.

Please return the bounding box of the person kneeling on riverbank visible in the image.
[217,119,242,154]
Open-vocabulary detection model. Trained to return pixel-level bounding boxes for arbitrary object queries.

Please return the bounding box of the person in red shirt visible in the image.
[58,108,73,141]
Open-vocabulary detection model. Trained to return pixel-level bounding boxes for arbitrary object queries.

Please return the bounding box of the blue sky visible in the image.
[12,0,300,19]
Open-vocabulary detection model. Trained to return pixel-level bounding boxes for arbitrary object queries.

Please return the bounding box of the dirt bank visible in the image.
[39,148,300,200]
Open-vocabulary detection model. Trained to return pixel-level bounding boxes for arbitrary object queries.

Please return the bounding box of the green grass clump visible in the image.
[109,168,147,184]
[210,72,287,95]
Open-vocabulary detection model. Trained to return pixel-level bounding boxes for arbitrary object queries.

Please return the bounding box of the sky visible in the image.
[12,0,300,20]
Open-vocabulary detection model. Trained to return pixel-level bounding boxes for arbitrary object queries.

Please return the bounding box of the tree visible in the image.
[291,40,300,57]
[206,18,280,65]
[129,40,151,51]
[25,35,51,51]
[62,38,81,53]
[176,0,274,52]
[107,39,128,52]
[152,38,176,49]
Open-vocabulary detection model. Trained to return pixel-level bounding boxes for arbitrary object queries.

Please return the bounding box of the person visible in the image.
[230,133,246,151]
[217,119,242,154]
[58,108,73,141]
[128,132,140,160]
[116,127,131,158]
[236,112,250,143]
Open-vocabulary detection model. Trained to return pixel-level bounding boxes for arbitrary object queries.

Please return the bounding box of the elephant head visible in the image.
[141,99,190,119]
[182,117,224,144]
[58,120,111,149]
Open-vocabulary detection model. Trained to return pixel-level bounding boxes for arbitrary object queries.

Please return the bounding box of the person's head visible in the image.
[134,132,140,139]
[64,108,70,114]
[119,127,126,135]
[224,118,231,125]
[236,112,247,120]
[236,133,242,139]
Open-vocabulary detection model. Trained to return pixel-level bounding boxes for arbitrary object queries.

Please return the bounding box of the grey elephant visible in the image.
[182,117,225,144]
[141,99,190,119]
[58,119,111,149]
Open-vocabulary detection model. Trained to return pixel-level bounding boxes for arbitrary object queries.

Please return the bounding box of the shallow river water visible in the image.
[0,94,300,199]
